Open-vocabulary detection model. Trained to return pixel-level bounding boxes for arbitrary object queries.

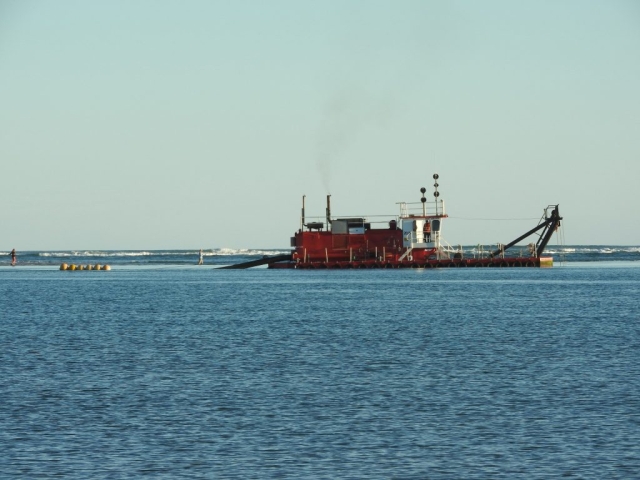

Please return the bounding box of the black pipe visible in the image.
[490,221,548,258]
[490,205,562,258]
[218,253,293,269]
[536,206,561,257]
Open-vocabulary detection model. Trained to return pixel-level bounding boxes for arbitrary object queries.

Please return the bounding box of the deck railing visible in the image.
[398,200,446,218]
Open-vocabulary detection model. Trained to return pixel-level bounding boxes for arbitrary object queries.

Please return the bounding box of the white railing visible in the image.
[397,200,446,217]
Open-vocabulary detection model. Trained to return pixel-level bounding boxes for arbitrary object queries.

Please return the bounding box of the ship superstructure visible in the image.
[290,174,449,266]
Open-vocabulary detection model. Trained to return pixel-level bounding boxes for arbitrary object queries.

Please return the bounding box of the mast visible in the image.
[433,173,440,216]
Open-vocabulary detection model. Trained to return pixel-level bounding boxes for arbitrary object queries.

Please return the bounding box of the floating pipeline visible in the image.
[60,263,111,271]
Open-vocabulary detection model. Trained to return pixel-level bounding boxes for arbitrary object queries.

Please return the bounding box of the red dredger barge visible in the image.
[223,174,562,269]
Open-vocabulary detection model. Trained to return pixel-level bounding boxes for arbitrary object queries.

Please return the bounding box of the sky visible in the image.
[1,0,639,249]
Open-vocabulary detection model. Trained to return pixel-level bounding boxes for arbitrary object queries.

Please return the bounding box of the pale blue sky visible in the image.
[1,1,639,249]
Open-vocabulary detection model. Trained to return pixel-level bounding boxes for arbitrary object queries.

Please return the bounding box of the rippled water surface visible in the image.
[2,264,639,478]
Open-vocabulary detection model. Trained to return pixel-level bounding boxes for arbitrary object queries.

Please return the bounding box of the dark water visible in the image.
[1,264,639,478]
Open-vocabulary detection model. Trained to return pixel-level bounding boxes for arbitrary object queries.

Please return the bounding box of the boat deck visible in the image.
[269,256,553,269]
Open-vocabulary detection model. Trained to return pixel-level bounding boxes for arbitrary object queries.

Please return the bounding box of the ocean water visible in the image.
[1,256,639,478]
[1,244,639,267]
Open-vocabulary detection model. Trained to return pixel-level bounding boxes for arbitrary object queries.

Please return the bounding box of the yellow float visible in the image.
[61,263,111,271]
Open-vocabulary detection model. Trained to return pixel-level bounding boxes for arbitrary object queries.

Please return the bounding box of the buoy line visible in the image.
[60,263,111,271]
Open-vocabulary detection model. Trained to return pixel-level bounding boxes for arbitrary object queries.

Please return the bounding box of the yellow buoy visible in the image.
[104,265,111,271]
[95,264,102,271]
[86,264,93,270]
[69,264,77,271]
[79,265,85,270]
[60,263,68,270]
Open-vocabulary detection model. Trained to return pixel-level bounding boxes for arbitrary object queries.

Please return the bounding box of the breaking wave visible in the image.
[36,249,291,258]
